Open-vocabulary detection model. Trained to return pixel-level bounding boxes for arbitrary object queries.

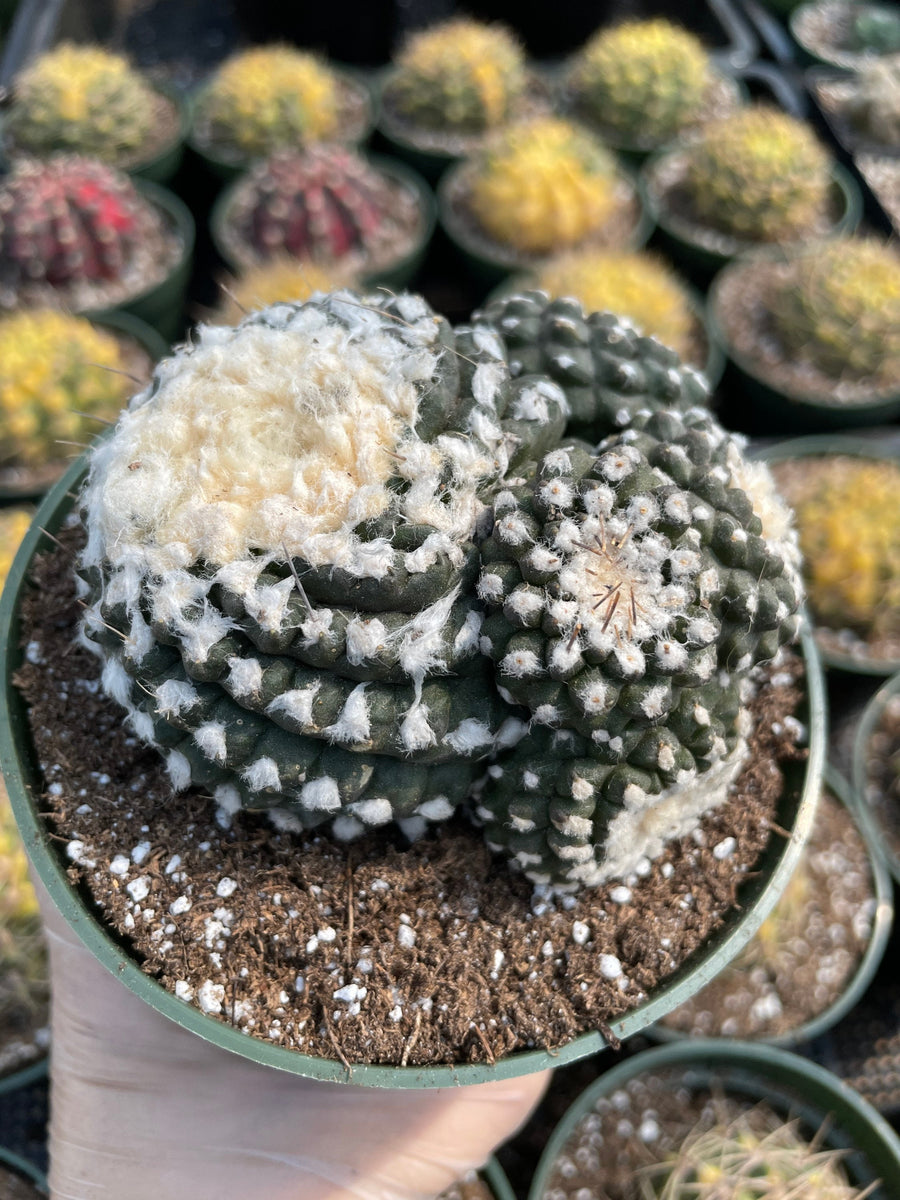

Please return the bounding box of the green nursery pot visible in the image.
[0,1148,45,1196]
[482,1158,515,1200]
[209,154,435,293]
[852,669,900,888]
[0,456,826,1089]
[84,179,194,345]
[528,1040,900,1200]
[755,434,900,674]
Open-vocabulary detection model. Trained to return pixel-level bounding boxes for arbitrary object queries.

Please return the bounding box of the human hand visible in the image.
[38,880,549,1200]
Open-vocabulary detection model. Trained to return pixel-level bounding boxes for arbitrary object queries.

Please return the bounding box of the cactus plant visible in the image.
[474,406,803,887]
[852,5,900,54]
[5,43,161,165]
[768,238,900,384]
[192,46,362,162]
[383,18,527,135]
[0,507,32,588]
[566,18,719,150]
[679,106,833,243]
[0,155,173,310]
[638,1103,872,1198]
[214,256,359,324]
[847,59,900,147]
[474,290,711,439]
[531,249,699,363]
[216,147,426,275]
[0,310,132,470]
[77,291,571,833]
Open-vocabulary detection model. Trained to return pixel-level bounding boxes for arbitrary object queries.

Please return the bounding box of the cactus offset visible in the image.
[0,311,131,468]
[475,407,802,887]
[385,18,527,134]
[466,117,622,255]
[6,43,157,163]
[568,18,714,148]
[77,292,572,834]
[769,238,900,383]
[639,1104,872,1199]
[683,106,832,242]
[195,46,341,158]
[533,249,697,362]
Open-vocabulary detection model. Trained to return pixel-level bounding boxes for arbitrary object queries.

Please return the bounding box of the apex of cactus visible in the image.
[5,42,159,164]
[214,255,360,324]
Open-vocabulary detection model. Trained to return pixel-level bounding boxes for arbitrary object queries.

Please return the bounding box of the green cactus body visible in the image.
[78,292,571,834]
[474,407,802,887]
[683,106,832,242]
[473,291,710,440]
[567,18,715,149]
[769,238,900,383]
[6,43,157,163]
[384,18,527,134]
[639,1104,871,1199]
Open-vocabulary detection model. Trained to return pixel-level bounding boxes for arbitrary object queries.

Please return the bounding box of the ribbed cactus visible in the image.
[639,1105,868,1199]
[193,46,342,159]
[384,18,527,134]
[474,290,710,439]
[465,117,623,255]
[0,155,159,295]
[532,249,698,362]
[5,43,158,163]
[848,59,900,146]
[474,406,803,887]
[78,292,569,833]
[768,238,900,382]
[215,256,359,324]
[220,147,418,271]
[0,310,131,467]
[682,106,832,242]
[567,18,715,148]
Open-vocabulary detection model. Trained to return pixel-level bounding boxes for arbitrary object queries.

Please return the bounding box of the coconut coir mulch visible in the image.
[12,526,806,1070]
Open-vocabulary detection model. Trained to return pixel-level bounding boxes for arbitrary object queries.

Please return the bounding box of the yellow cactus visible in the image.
[534,248,696,359]
[0,507,32,592]
[0,777,47,1056]
[215,256,359,325]
[196,46,341,157]
[0,310,131,467]
[467,117,620,254]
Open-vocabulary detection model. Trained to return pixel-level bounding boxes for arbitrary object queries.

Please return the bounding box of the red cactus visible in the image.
[0,156,148,287]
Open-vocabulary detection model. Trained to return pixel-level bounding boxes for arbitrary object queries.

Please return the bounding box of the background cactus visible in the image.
[384,18,527,134]
[5,43,158,163]
[0,507,33,587]
[465,117,623,255]
[474,290,711,440]
[0,155,165,300]
[531,249,698,362]
[0,311,132,468]
[214,256,359,324]
[768,238,900,383]
[639,1104,869,1198]
[474,407,803,887]
[852,6,900,54]
[193,46,343,158]
[567,18,716,148]
[847,59,900,146]
[78,292,569,834]
[681,106,833,242]
[219,147,421,272]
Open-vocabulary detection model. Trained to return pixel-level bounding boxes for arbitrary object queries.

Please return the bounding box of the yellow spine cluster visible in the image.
[0,507,32,591]
[216,256,358,324]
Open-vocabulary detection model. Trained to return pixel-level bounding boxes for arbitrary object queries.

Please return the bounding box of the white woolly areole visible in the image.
[324,684,371,745]
[154,678,200,718]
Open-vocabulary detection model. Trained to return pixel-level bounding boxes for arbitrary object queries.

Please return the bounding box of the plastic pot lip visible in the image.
[647,762,894,1048]
[0,457,825,1089]
[0,1056,47,1098]
[526,1038,900,1200]
[482,1157,515,1200]
[852,669,900,887]
[208,152,435,288]
[0,1145,46,1194]
[752,434,900,675]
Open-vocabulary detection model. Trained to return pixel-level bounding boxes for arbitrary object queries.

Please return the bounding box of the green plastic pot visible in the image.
[84,178,194,345]
[0,457,826,1088]
[708,253,900,432]
[528,1040,900,1200]
[852,669,900,887]
[437,160,653,291]
[648,764,893,1048]
[482,1158,515,1200]
[754,434,900,674]
[187,67,376,187]
[641,152,861,285]
[209,154,435,293]
[790,1,900,69]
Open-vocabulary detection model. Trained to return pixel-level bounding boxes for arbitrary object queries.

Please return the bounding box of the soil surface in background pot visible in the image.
[862,692,900,867]
[657,786,876,1039]
[0,1166,41,1200]
[12,527,806,1070]
[439,1173,492,1200]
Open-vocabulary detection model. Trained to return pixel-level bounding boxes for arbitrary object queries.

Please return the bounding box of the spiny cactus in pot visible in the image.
[77,290,571,834]
[212,255,359,325]
[473,405,803,888]
[0,507,33,586]
[4,43,178,173]
[846,59,900,148]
